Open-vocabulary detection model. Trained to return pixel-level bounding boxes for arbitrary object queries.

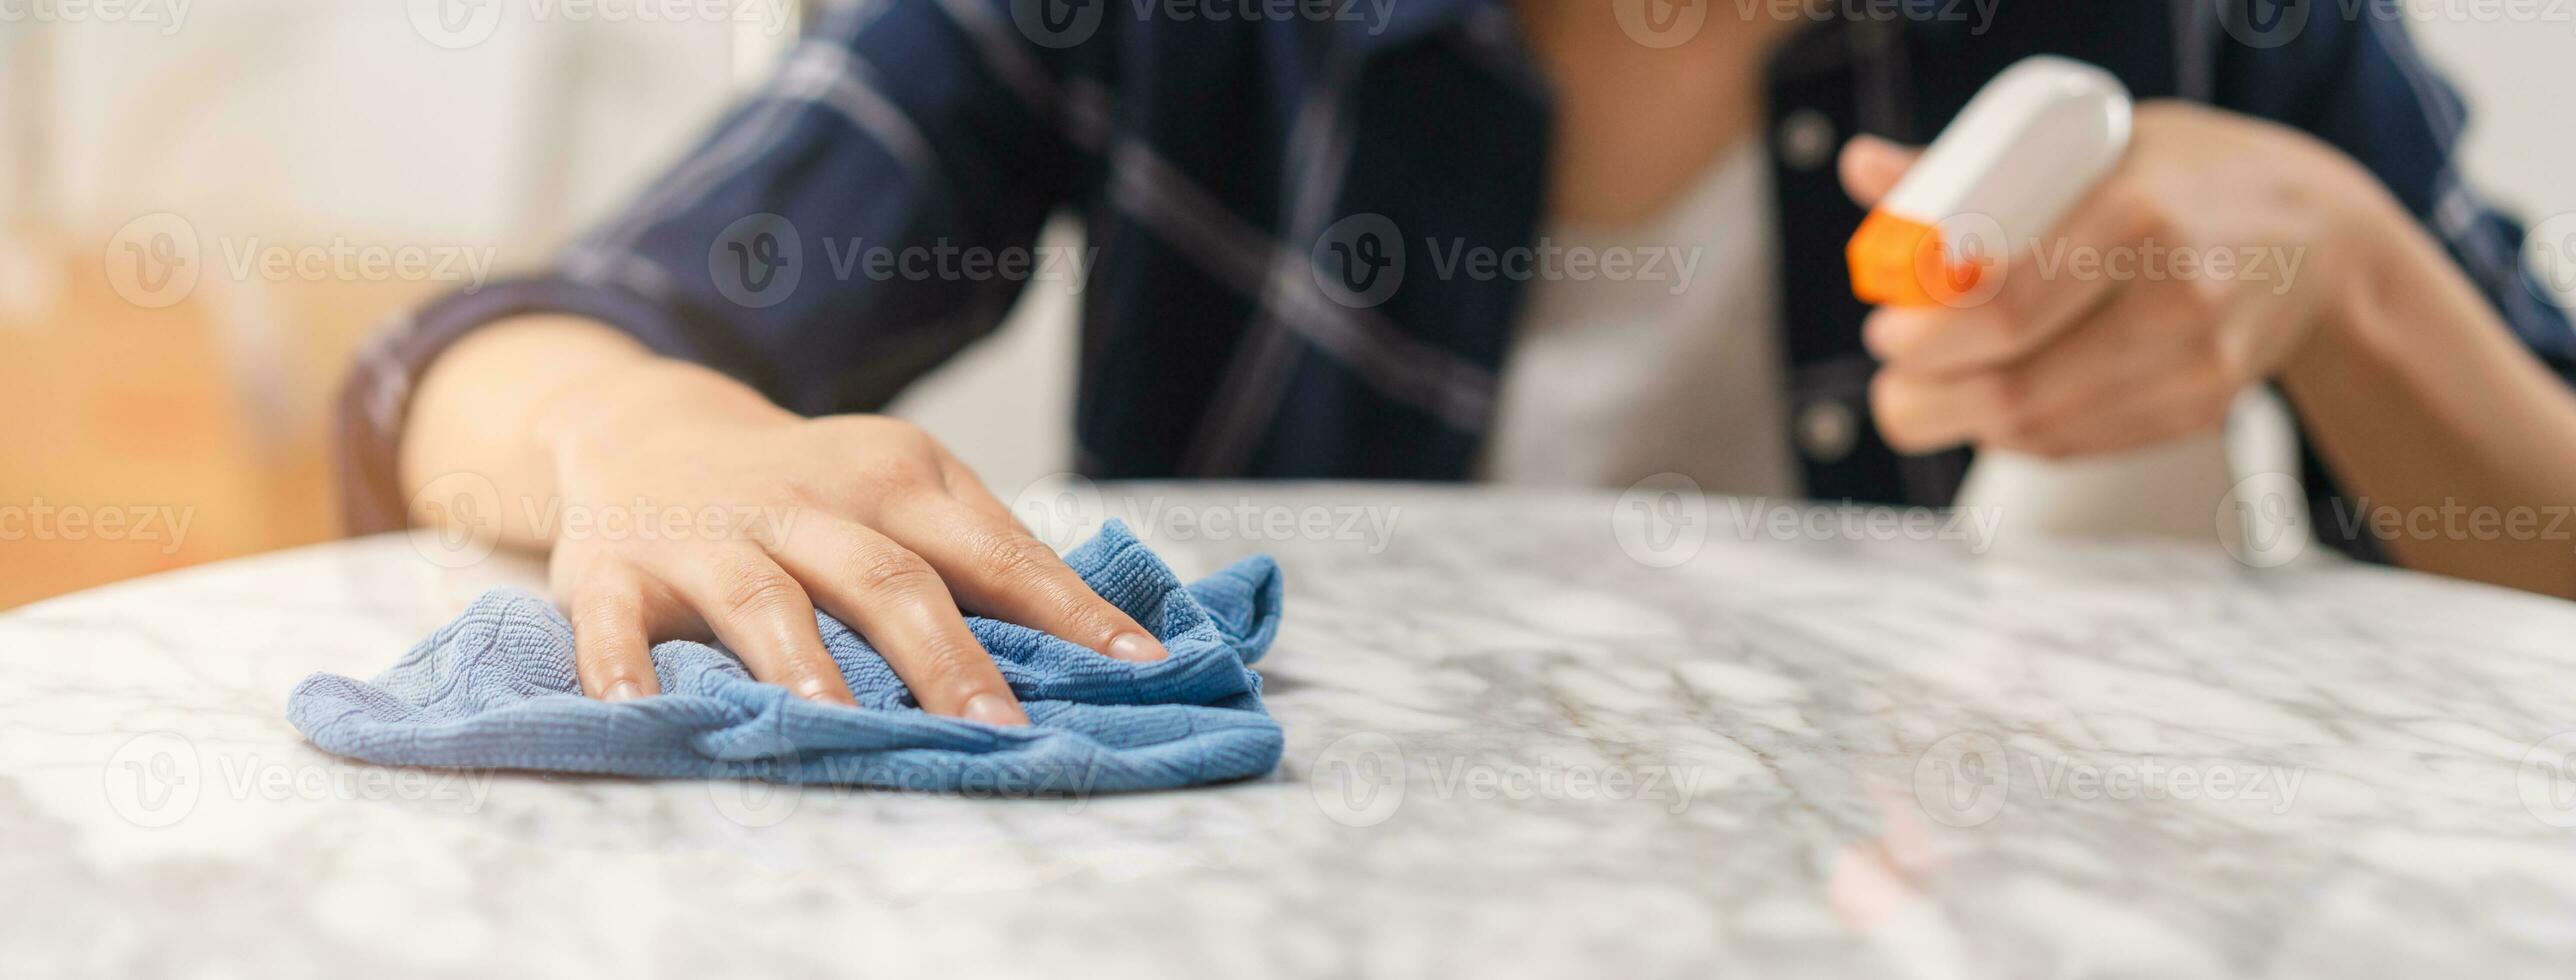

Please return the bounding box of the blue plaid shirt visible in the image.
[342,0,2576,560]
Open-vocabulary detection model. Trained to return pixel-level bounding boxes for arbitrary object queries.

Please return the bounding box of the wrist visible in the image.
[530,355,791,456]
[2281,159,2424,393]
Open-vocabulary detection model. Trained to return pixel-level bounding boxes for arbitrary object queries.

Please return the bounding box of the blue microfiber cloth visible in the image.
[287,521,1284,793]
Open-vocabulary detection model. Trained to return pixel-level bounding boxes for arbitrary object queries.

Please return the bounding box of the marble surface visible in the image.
[6,483,2576,978]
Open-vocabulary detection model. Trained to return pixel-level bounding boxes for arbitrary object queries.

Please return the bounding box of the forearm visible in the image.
[398,315,780,552]
[2280,195,2576,599]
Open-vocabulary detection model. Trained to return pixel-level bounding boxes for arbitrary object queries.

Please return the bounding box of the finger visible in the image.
[566,568,660,701]
[1879,282,2216,457]
[1838,134,1921,208]
[655,547,858,706]
[1862,267,2122,377]
[1985,281,2193,427]
[880,494,1168,662]
[1873,283,2169,454]
[1992,369,2235,459]
[1862,305,1958,365]
[1866,180,2158,374]
[1987,284,2239,457]
[766,519,1027,725]
[1871,366,2011,454]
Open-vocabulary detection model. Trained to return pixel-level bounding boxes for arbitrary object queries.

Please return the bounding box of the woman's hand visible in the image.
[416,331,1169,720]
[1839,101,2391,457]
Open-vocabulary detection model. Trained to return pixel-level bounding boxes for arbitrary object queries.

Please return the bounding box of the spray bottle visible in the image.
[1844,56,2295,551]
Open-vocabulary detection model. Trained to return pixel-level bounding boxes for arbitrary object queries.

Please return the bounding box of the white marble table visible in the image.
[7,483,2576,978]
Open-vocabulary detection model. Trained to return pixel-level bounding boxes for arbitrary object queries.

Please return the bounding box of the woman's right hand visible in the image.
[405,319,1165,723]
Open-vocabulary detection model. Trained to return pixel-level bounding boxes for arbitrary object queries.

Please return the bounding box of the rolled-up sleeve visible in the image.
[2283,6,2575,374]
[336,0,1079,534]
[2209,1,2576,559]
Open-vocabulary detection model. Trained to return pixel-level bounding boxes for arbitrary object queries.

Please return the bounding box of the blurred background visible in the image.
[1,0,2569,608]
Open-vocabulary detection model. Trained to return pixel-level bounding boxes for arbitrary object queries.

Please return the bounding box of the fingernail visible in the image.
[1106,632,1168,662]
[1851,134,1913,159]
[604,680,645,701]
[1862,317,1894,358]
[798,682,855,707]
[1864,315,1920,359]
[961,692,1029,727]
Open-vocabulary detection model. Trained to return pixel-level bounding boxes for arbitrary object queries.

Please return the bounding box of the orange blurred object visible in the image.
[1844,210,1987,308]
[0,227,428,608]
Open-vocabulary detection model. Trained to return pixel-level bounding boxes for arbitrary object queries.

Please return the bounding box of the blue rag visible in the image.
[287,521,1284,793]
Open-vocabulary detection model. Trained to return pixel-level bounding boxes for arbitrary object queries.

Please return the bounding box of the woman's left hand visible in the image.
[1840,101,2395,458]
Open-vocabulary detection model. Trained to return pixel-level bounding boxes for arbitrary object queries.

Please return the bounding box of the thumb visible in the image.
[1838,134,1923,208]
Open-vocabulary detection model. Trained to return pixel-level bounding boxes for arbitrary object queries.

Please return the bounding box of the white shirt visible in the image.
[1482,141,1795,497]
